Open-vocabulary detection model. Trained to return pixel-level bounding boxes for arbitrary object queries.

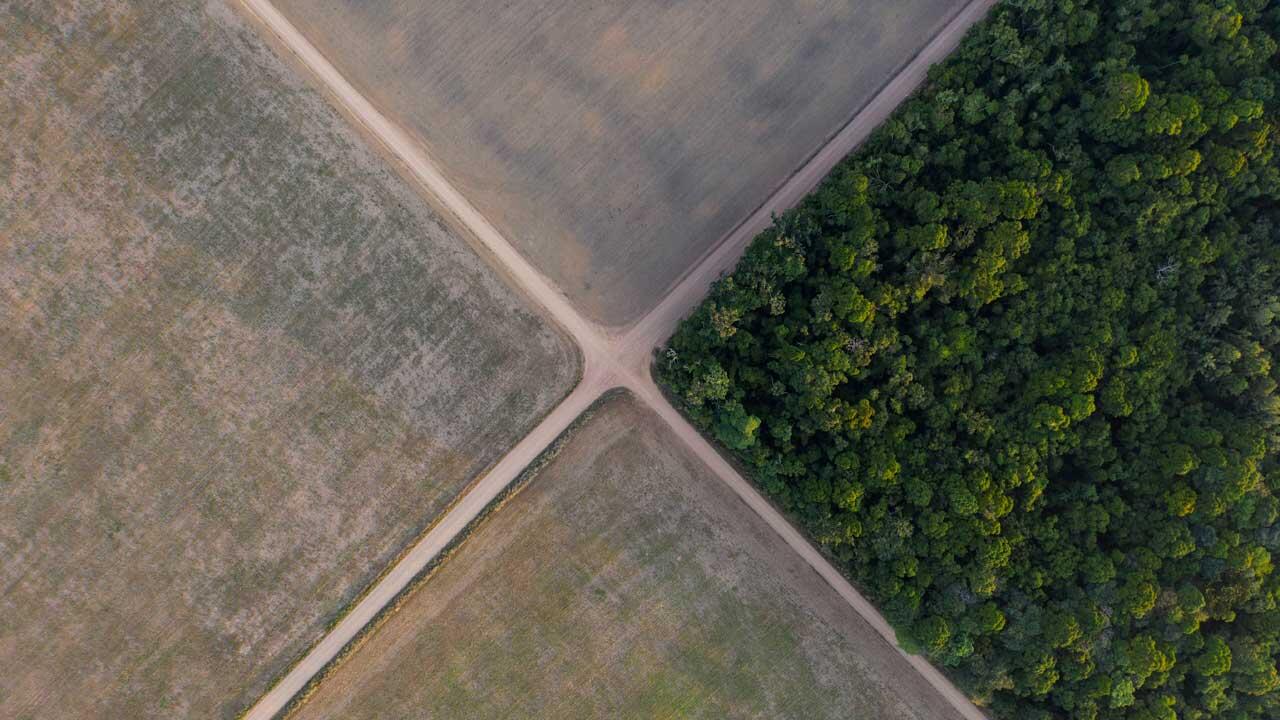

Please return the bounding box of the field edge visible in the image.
[616,0,982,332]
[249,388,627,720]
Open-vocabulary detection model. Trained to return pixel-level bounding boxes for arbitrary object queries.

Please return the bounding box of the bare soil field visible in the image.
[0,1,576,717]
[289,394,963,720]
[272,0,969,326]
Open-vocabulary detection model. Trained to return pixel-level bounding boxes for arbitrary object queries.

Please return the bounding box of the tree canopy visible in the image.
[660,2,1280,718]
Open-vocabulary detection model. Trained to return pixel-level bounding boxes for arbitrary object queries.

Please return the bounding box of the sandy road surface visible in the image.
[236,0,997,717]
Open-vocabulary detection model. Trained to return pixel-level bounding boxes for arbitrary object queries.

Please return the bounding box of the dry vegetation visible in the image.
[0,1,576,717]
[289,394,963,720]
[273,0,970,325]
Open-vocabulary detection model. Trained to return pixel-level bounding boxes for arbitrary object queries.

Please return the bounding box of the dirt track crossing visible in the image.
[236,0,998,717]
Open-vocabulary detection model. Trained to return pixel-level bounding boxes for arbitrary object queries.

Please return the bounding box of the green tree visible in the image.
[660,2,1280,718]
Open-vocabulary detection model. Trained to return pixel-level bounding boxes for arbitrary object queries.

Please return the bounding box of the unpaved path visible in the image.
[237,0,997,718]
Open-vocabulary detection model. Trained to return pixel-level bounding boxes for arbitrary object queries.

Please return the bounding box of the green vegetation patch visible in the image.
[661,2,1280,719]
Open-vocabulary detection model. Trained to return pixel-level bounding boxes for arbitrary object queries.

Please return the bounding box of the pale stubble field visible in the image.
[0,0,576,717]
[273,0,969,326]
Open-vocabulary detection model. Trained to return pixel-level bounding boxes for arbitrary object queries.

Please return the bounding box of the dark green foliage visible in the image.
[659,2,1280,717]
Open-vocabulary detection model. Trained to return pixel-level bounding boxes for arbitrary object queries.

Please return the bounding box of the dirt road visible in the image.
[236,0,997,718]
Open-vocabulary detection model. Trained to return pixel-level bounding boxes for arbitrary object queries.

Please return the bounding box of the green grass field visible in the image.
[274,0,969,325]
[0,2,576,717]
[290,394,962,720]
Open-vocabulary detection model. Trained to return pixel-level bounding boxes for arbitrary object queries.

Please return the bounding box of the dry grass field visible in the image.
[0,1,576,717]
[273,0,968,325]
[289,394,962,720]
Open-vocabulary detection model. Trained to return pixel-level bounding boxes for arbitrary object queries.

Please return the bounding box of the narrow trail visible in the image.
[236,0,997,718]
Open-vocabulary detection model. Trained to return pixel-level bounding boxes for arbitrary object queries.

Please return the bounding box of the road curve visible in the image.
[235,0,997,718]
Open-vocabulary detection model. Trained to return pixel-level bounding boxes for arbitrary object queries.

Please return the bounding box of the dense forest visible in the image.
[660,2,1280,718]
